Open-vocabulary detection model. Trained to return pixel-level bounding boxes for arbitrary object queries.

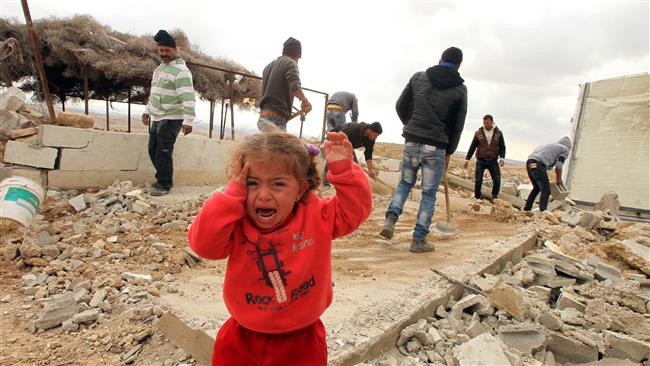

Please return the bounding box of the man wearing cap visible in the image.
[323,121,383,186]
[379,47,467,253]
[257,37,311,132]
[142,30,196,196]
[326,91,359,132]
[463,114,506,202]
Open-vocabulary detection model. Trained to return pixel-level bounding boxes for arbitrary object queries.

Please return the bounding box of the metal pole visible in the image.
[83,66,89,115]
[209,100,214,138]
[61,98,65,111]
[220,100,226,140]
[229,80,235,140]
[105,98,109,131]
[127,88,131,133]
[321,93,329,142]
[21,0,56,122]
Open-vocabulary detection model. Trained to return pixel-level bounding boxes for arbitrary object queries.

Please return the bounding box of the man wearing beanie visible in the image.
[379,46,467,253]
[257,37,311,132]
[142,29,196,196]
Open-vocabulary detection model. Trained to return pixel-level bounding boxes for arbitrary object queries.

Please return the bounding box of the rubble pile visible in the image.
[1,180,209,364]
[0,87,44,161]
[376,216,650,366]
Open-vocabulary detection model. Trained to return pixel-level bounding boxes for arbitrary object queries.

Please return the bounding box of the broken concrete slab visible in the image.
[33,292,79,330]
[450,294,491,320]
[556,292,587,313]
[562,210,582,227]
[594,261,622,281]
[453,333,511,366]
[603,330,650,363]
[39,124,94,148]
[68,194,86,212]
[498,324,547,354]
[532,273,576,288]
[448,173,526,209]
[156,312,214,366]
[487,283,528,321]
[594,191,621,216]
[621,240,650,261]
[578,211,603,230]
[537,310,563,331]
[10,127,39,139]
[547,332,598,364]
[3,140,58,169]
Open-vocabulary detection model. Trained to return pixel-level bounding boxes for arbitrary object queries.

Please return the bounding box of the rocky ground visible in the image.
[0,144,648,366]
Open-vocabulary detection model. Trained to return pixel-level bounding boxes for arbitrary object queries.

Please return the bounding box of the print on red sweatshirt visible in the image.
[188,158,372,334]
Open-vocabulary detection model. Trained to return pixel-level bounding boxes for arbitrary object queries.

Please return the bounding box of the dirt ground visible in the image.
[0,142,534,365]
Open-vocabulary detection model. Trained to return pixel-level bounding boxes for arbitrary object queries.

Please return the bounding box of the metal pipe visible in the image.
[21,0,56,122]
[229,80,235,140]
[83,66,89,115]
[220,99,226,140]
[127,88,131,133]
[105,98,109,131]
[321,93,329,142]
[209,100,214,139]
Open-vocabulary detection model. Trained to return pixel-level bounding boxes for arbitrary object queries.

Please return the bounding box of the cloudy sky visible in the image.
[2,0,648,160]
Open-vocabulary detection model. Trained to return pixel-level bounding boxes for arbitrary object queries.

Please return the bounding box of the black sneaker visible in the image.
[150,186,170,196]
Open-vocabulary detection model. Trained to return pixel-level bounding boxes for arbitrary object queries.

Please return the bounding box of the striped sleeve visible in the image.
[176,69,196,125]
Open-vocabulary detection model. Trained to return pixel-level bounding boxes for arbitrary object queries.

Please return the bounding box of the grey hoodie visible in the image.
[528,137,572,169]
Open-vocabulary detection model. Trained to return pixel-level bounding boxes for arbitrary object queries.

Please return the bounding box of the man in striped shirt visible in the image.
[142,30,196,196]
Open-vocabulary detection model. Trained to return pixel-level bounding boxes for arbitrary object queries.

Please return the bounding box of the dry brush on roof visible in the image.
[0,15,260,108]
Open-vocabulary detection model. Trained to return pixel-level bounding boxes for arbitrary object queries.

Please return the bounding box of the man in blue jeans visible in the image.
[379,47,468,253]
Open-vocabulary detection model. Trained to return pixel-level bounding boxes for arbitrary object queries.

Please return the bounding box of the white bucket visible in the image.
[0,176,45,227]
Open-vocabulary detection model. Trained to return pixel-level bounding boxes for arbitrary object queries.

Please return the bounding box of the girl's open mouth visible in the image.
[256,208,277,220]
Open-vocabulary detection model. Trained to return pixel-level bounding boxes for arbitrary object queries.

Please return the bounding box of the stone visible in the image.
[594,191,620,216]
[121,272,152,282]
[61,318,79,332]
[578,211,603,230]
[0,86,26,111]
[594,262,622,281]
[33,292,78,330]
[487,283,528,321]
[621,239,650,261]
[561,210,582,227]
[532,273,576,288]
[526,255,557,277]
[451,294,491,319]
[560,307,583,325]
[132,200,152,215]
[603,330,650,362]
[55,111,95,129]
[406,338,422,353]
[68,194,86,212]
[537,311,563,331]
[453,333,511,366]
[1,295,11,303]
[527,286,552,303]
[465,318,487,339]
[89,289,107,308]
[24,257,48,267]
[502,182,519,196]
[498,325,547,354]
[547,332,598,364]
[556,292,586,313]
[3,141,58,169]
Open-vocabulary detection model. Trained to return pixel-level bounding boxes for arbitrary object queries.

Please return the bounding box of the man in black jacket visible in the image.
[379,47,467,253]
[463,114,506,202]
[323,121,382,186]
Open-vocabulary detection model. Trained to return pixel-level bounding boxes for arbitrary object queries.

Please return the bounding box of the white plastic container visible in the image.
[0,176,45,227]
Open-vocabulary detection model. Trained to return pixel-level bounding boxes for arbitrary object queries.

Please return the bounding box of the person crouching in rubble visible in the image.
[187,131,371,365]
[523,136,572,212]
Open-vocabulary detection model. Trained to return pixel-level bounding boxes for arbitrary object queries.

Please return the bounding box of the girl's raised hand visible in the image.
[322,131,353,164]
[230,158,250,184]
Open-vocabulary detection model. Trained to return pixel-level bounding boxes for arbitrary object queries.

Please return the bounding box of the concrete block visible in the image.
[156,312,214,366]
[561,210,582,227]
[3,140,58,169]
[0,86,26,111]
[603,330,650,362]
[39,124,94,148]
[451,294,490,319]
[0,166,47,186]
[0,110,30,136]
[487,283,527,321]
[498,325,547,354]
[556,292,586,313]
[453,333,511,366]
[33,292,78,330]
[550,182,569,201]
[527,286,552,303]
[465,318,487,339]
[379,171,401,187]
[378,158,401,172]
[526,255,557,277]
[59,131,146,171]
[501,181,518,196]
[548,332,598,364]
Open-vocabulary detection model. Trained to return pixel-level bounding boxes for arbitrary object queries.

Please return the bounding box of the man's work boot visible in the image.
[379,213,398,239]
[409,239,435,253]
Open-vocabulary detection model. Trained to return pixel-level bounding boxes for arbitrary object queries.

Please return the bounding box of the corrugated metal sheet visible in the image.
[567,73,649,211]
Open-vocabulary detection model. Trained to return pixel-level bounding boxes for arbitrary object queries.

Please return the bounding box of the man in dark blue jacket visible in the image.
[379,47,468,253]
